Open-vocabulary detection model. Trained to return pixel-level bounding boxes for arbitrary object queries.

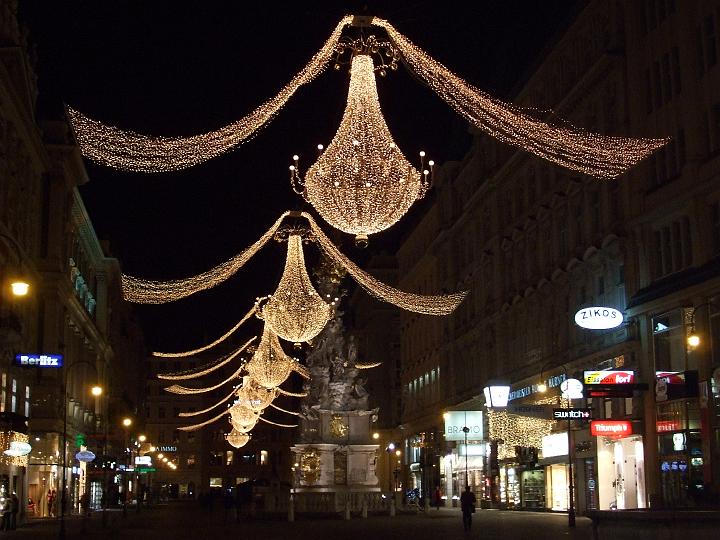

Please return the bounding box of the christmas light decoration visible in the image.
[65,17,353,172]
[259,417,298,428]
[177,387,238,417]
[156,337,255,380]
[277,388,308,398]
[291,54,429,243]
[245,325,310,389]
[177,409,229,432]
[269,402,301,416]
[355,361,382,369]
[229,403,260,428]
[226,429,250,449]
[122,212,290,303]
[257,234,331,345]
[229,415,259,433]
[373,17,667,179]
[302,211,466,315]
[164,363,244,395]
[235,376,277,412]
[153,307,256,357]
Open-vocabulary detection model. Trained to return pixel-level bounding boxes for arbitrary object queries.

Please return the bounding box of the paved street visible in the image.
[10,502,593,540]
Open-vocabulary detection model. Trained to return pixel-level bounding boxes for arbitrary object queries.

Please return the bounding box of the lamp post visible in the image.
[539,363,575,527]
[0,232,31,298]
[59,360,102,540]
[386,443,395,493]
[687,301,718,349]
[121,417,132,517]
[462,424,470,489]
[483,381,510,507]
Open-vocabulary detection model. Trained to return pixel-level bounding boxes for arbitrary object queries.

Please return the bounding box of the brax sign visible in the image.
[553,408,592,420]
[574,307,624,330]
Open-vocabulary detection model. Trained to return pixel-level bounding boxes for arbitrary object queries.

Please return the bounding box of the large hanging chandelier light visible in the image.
[257,233,331,345]
[226,429,251,449]
[291,49,430,245]
[235,376,277,412]
[245,325,309,389]
[229,403,260,429]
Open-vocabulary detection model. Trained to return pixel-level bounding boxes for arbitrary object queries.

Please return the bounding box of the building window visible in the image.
[209,477,222,488]
[260,450,269,466]
[652,217,692,278]
[653,309,693,372]
[187,455,196,469]
[226,451,234,466]
[0,373,5,413]
[11,379,17,413]
[209,451,224,466]
[671,46,681,95]
[24,385,30,417]
[188,432,195,443]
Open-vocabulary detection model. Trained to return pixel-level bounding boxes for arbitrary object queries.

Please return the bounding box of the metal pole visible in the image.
[59,390,68,540]
[564,366,576,527]
[123,430,128,518]
[102,394,109,528]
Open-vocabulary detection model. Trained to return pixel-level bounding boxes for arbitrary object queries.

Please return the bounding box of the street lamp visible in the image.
[121,417,132,517]
[483,381,510,409]
[538,364,576,527]
[0,233,31,298]
[138,434,147,443]
[59,359,102,540]
[687,302,717,348]
[386,443,395,493]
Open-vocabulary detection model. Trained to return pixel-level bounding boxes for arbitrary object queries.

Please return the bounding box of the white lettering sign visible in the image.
[443,411,484,441]
[574,307,624,330]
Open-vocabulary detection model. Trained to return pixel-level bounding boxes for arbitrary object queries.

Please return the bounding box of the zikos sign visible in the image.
[584,370,635,385]
[574,307,624,330]
[590,420,632,437]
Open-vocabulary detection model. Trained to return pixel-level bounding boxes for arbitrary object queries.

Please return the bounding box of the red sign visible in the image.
[590,420,632,438]
[655,371,685,385]
[584,370,635,385]
[656,420,681,433]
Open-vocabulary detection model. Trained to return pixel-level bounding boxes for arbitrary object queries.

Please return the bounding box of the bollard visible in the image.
[288,495,295,522]
[361,497,367,519]
[390,498,396,517]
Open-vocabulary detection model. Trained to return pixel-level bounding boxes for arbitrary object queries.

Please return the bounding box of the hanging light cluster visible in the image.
[290,53,431,245]
[256,234,332,345]
[67,16,665,179]
[245,325,310,390]
[65,17,353,172]
[226,429,251,449]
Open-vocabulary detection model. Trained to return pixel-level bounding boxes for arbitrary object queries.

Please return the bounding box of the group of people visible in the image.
[0,493,20,530]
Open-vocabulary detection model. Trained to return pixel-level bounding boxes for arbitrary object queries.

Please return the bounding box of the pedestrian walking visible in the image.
[9,493,19,530]
[434,486,442,510]
[460,485,476,532]
[0,495,10,531]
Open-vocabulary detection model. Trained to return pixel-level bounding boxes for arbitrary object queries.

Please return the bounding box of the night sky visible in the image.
[18,1,583,351]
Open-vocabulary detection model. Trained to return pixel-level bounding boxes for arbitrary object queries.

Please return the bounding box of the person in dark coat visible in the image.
[460,485,476,532]
[9,493,19,530]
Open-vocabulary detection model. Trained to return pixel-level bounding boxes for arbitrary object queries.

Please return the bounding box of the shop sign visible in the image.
[508,374,566,402]
[506,404,554,419]
[458,444,486,457]
[541,432,569,458]
[655,370,698,402]
[583,370,635,385]
[590,420,632,437]
[553,408,592,420]
[3,440,32,457]
[75,450,95,463]
[444,411,483,441]
[137,467,156,473]
[14,353,63,368]
[157,445,177,452]
[135,456,152,466]
[656,420,681,433]
[561,378,584,399]
[574,307,624,330]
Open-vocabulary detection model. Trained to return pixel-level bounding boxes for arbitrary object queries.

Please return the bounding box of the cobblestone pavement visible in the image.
[12,502,594,540]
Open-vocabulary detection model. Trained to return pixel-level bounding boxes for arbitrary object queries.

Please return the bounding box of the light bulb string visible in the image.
[66,17,353,172]
[259,416,298,428]
[372,17,668,178]
[164,363,245,395]
[177,409,229,432]
[269,402,301,416]
[156,337,255,380]
[277,387,308,398]
[153,310,256,357]
[177,388,238,417]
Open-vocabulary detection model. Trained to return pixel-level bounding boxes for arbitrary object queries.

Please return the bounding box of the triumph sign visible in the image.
[574,307,624,330]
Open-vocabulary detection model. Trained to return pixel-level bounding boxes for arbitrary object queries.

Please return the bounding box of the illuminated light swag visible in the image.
[292,54,429,243]
[257,234,332,345]
[123,211,466,315]
[69,16,664,179]
[157,338,254,381]
[66,17,353,172]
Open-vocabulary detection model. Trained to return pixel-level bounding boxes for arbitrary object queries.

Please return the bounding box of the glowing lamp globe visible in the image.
[10,280,30,297]
[245,326,308,389]
[301,54,427,244]
[226,429,250,449]
[259,235,331,345]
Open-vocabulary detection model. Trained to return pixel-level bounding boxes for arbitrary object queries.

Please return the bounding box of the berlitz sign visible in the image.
[553,408,592,420]
[444,411,483,441]
[574,307,624,330]
[14,353,63,368]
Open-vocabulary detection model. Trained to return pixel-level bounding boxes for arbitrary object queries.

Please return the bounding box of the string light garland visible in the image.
[355,361,382,369]
[177,409,229,432]
[226,429,251,449]
[157,337,255,380]
[291,54,430,244]
[122,212,289,303]
[153,308,256,357]
[277,387,308,398]
[164,364,244,395]
[259,417,298,428]
[245,325,310,389]
[302,211,466,315]
[269,402,301,416]
[177,388,238,417]
[257,234,331,345]
[65,17,353,172]
[373,17,667,179]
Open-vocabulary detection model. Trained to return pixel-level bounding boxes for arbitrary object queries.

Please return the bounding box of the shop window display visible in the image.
[521,469,545,509]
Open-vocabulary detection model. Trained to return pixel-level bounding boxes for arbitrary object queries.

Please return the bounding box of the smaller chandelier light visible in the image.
[292,53,430,245]
[235,376,277,412]
[257,234,331,345]
[226,429,251,449]
[229,403,260,429]
[245,325,310,389]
